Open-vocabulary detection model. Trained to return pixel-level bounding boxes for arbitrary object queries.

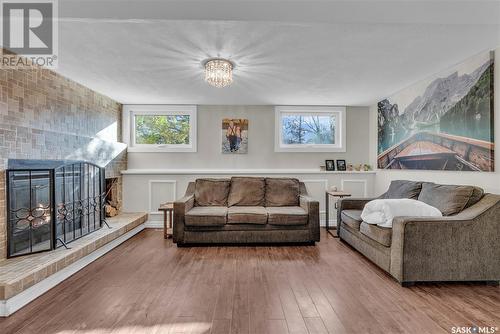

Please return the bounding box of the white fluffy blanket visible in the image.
[360,199,442,228]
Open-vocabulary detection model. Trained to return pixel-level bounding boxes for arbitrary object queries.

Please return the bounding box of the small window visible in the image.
[123,105,197,152]
[275,106,346,152]
[134,114,191,145]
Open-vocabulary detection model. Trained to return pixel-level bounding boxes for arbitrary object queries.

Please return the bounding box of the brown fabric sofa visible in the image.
[173,177,320,245]
[337,180,500,286]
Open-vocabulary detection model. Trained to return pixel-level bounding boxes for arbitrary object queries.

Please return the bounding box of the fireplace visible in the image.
[6,159,105,258]
[105,177,120,217]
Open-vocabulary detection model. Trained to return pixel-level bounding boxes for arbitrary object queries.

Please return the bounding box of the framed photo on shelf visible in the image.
[336,159,347,171]
[325,160,335,171]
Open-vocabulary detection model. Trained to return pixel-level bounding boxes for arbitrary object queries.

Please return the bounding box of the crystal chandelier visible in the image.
[204,59,233,88]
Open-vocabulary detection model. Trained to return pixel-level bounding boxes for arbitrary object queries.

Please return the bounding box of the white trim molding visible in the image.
[302,179,329,188]
[274,105,347,152]
[302,179,331,227]
[341,179,368,197]
[144,220,165,228]
[302,179,329,207]
[148,180,177,214]
[122,169,376,175]
[123,104,197,153]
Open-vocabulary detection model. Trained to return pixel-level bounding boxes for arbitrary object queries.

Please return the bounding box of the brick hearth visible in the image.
[0,213,147,308]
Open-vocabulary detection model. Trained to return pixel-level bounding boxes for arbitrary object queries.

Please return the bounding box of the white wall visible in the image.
[127,105,371,169]
[123,171,375,226]
[122,105,375,226]
[370,47,500,196]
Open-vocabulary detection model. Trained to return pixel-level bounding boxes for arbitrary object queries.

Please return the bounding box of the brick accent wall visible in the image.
[0,53,126,260]
[0,173,5,261]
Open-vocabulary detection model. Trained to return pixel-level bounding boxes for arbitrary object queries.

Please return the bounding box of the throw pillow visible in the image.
[265,178,300,207]
[228,177,266,206]
[194,178,230,206]
[383,180,422,199]
[418,183,474,216]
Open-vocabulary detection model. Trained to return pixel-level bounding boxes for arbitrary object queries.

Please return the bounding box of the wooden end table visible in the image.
[325,191,351,238]
[158,202,174,239]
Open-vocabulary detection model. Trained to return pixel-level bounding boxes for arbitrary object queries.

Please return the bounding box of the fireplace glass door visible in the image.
[7,159,105,258]
[7,170,53,256]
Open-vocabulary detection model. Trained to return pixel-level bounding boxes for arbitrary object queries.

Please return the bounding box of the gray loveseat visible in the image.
[337,180,500,286]
[173,177,320,245]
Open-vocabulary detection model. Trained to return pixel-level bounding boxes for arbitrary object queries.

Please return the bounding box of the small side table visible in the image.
[325,191,351,238]
[158,202,174,239]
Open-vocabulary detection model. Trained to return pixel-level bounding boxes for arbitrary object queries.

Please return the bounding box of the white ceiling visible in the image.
[55,0,500,105]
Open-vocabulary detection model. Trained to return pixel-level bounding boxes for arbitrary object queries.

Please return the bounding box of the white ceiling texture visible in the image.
[56,0,500,105]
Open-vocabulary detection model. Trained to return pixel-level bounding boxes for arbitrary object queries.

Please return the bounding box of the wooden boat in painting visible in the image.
[377,131,494,171]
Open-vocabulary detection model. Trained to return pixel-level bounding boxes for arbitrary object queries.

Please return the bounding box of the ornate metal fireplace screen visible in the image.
[6,160,105,258]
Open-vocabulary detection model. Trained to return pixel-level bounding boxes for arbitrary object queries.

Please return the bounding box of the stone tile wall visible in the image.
[0,52,125,260]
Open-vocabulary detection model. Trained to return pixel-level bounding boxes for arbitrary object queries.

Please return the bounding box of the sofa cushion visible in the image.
[341,209,362,230]
[227,206,268,225]
[194,179,230,206]
[360,222,392,247]
[185,206,227,227]
[265,178,300,207]
[418,183,474,216]
[383,180,422,199]
[464,186,484,209]
[266,206,308,226]
[228,177,266,206]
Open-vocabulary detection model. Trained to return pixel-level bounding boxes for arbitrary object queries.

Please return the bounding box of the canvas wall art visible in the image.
[222,118,248,154]
[378,51,494,171]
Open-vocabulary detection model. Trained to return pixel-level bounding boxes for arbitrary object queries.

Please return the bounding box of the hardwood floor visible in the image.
[0,229,498,334]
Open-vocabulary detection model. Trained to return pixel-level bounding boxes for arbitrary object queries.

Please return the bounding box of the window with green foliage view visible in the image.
[134,115,191,145]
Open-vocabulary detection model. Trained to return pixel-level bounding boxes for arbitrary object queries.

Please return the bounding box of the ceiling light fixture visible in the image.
[204,58,233,88]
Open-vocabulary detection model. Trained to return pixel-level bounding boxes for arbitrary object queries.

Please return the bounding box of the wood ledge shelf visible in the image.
[121,169,377,175]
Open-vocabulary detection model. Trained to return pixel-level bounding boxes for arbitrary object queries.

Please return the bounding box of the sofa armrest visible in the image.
[299,195,317,212]
[337,197,375,231]
[390,194,500,283]
[174,194,195,214]
[300,195,320,242]
[173,194,194,243]
[337,197,374,211]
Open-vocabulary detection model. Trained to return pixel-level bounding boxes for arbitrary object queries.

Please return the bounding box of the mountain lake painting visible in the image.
[378,51,494,171]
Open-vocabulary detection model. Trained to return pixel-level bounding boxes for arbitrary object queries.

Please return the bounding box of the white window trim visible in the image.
[274,106,346,152]
[123,105,197,153]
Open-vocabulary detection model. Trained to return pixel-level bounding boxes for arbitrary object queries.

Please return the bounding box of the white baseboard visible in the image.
[144,220,164,228]
[320,219,337,227]
[0,224,146,317]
